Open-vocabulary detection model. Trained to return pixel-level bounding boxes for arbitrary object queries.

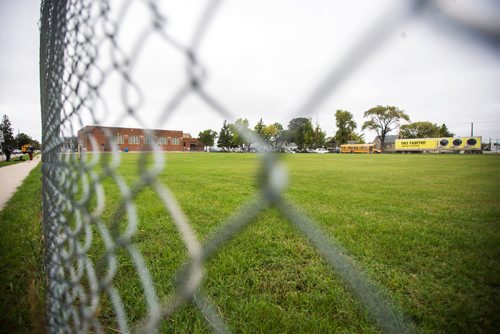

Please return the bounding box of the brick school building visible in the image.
[77,125,203,152]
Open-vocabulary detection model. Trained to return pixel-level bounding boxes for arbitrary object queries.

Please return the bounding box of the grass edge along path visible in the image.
[0,164,45,333]
[0,154,31,168]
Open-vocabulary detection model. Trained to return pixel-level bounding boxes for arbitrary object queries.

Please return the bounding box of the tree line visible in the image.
[199,117,326,151]
[198,105,455,151]
[0,115,41,152]
[2,106,456,154]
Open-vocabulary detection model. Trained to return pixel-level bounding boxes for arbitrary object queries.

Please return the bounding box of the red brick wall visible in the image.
[182,136,204,152]
[78,126,191,152]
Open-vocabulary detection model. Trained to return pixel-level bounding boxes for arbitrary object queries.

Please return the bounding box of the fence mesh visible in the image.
[39,0,499,333]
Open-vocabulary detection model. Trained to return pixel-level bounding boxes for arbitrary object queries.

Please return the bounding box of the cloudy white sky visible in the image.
[1,0,500,143]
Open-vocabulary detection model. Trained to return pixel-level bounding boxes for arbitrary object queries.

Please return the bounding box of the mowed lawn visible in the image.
[1,153,499,333]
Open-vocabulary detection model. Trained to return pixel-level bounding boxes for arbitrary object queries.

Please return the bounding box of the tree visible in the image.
[254,118,265,139]
[304,121,315,148]
[362,105,410,152]
[31,139,41,150]
[230,118,251,150]
[400,122,455,139]
[325,137,336,148]
[287,117,314,150]
[334,110,359,145]
[278,129,292,146]
[399,121,437,139]
[351,132,365,144]
[312,123,326,148]
[198,129,218,151]
[217,120,232,150]
[1,115,15,149]
[437,123,454,137]
[15,133,33,149]
[262,122,283,147]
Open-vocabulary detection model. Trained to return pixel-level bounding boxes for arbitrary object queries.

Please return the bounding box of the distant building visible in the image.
[77,125,204,152]
[181,133,204,152]
[62,136,78,152]
[373,135,398,153]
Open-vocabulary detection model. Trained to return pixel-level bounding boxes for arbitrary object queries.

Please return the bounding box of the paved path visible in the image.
[0,155,41,211]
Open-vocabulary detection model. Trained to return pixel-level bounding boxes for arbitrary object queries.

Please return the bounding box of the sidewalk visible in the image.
[0,155,41,211]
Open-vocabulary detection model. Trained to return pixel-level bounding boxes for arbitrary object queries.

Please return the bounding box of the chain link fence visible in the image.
[39,0,499,332]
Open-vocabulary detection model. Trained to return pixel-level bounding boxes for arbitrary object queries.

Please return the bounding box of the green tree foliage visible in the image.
[400,122,455,139]
[254,118,265,138]
[304,121,314,148]
[230,118,251,150]
[31,139,41,150]
[312,123,326,148]
[334,110,359,145]
[217,120,232,150]
[287,117,314,149]
[1,115,15,149]
[278,129,292,146]
[198,129,218,150]
[15,133,33,149]
[362,105,410,152]
[438,123,454,137]
[399,122,435,139]
[324,137,336,148]
[351,133,365,144]
[262,122,283,147]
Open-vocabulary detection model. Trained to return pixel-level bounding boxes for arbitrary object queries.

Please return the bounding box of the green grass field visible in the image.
[0,154,30,167]
[0,165,45,333]
[1,153,499,333]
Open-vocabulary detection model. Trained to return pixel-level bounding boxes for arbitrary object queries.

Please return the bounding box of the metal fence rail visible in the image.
[39,0,499,333]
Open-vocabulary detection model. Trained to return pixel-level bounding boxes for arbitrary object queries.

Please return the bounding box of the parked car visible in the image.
[328,147,341,154]
[12,149,22,154]
[315,148,329,154]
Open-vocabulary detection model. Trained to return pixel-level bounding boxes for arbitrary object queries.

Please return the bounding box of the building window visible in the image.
[144,136,155,145]
[158,136,168,145]
[115,134,124,144]
[172,137,180,145]
[129,135,140,144]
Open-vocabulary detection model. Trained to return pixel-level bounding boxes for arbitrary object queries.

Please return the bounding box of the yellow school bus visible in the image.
[340,144,381,154]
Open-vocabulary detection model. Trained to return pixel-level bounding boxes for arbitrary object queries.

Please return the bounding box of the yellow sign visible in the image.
[395,139,437,150]
[395,137,481,151]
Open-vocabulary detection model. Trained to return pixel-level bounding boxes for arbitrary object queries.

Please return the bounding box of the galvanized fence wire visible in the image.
[39,0,500,333]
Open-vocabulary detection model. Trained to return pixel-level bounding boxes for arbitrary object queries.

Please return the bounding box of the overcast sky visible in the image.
[1,0,500,143]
